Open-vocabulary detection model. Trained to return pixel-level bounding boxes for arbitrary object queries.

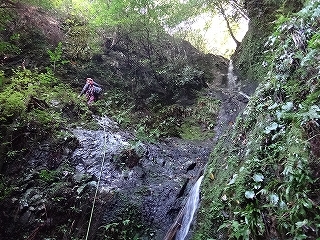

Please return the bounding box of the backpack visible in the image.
[93,86,102,95]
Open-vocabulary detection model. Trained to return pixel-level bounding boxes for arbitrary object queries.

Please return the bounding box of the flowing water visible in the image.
[70,116,210,239]
[173,60,250,240]
[175,175,204,240]
[228,60,250,100]
[227,60,237,90]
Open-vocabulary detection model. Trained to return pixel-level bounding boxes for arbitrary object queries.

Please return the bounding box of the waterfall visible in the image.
[175,175,204,240]
[227,60,250,100]
[227,60,237,89]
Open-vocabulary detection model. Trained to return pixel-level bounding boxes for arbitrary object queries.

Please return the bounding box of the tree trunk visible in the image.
[218,3,240,48]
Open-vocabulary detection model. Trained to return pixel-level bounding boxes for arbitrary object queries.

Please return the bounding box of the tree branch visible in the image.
[217,2,240,47]
[230,0,249,20]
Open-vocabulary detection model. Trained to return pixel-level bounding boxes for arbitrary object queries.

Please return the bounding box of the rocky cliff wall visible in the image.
[193,1,320,239]
[232,0,304,85]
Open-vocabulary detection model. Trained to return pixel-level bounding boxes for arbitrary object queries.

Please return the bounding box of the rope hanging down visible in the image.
[85,120,108,240]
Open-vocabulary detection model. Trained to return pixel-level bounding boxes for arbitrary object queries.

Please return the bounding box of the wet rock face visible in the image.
[71,117,211,239]
[0,58,253,240]
[0,116,211,240]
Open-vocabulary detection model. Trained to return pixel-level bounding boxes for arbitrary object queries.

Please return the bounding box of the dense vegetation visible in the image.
[0,0,232,171]
[195,1,320,239]
[0,1,229,238]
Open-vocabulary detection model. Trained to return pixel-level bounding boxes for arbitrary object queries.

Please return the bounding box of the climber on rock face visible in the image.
[78,77,102,104]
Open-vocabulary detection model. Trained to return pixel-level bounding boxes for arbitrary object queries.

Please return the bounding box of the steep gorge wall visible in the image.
[193,0,320,239]
[232,0,304,85]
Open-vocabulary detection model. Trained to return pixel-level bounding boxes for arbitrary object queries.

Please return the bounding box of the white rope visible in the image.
[85,120,108,240]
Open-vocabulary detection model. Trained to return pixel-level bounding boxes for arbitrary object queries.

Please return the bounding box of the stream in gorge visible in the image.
[165,60,252,240]
[160,61,250,240]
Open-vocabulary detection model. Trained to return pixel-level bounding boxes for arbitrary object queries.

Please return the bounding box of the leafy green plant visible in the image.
[0,175,13,200]
[0,40,21,55]
[99,216,144,239]
[0,68,83,167]
[39,169,59,182]
[47,42,69,71]
[179,97,219,140]
[308,32,320,49]
[134,125,160,143]
[174,65,204,87]
[0,91,25,122]
[218,219,250,240]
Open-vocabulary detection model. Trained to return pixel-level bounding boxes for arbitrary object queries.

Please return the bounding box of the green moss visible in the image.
[180,122,205,140]
[0,69,87,166]
[179,97,220,140]
[233,0,304,83]
[39,169,59,183]
[0,91,25,122]
[233,1,280,83]
[233,27,270,82]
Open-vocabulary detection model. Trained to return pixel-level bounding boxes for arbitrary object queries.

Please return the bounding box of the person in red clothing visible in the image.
[78,78,102,104]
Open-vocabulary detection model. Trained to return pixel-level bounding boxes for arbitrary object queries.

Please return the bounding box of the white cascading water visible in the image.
[227,60,237,89]
[227,60,250,100]
[175,175,204,240]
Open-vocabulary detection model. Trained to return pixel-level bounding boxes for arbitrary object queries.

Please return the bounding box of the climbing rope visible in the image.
[85,119,108,240]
